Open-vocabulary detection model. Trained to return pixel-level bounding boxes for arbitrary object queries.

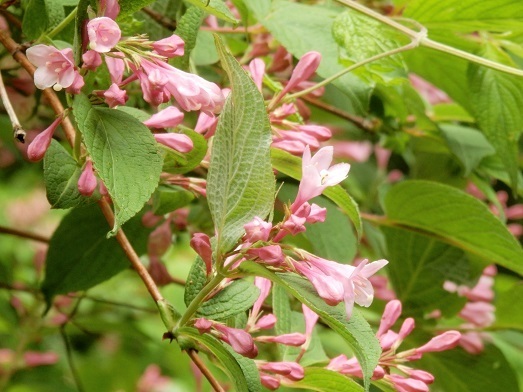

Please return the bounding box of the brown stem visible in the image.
[98,199,164,303]
[300,95,380,132]
[142,7,177,31]
[187,349,225,392]
[0,29,76,146]
[0,10,22,29]
[0,225,49,243]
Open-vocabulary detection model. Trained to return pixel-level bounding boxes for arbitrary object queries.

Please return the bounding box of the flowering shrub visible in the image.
[0,0,523,391]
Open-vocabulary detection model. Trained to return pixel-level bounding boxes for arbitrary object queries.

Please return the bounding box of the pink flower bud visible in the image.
[259,362,304,381]
[194,318,213,334]
[255,314,277,330]
[87,17,121,53]
[260,374,280,390]
[459,331,485,354]
[153,35,185,58]
[99,180,108,196]
[244,216,272,243]
[148,220,172,256]
[249,58,265,91]
[252,277,271,316]
[103,83,127,108]
[148,256,174,286]
[154,133,193,154]
[281,214,307,235]
[105,53,125,84]
[334,141,373,162]
[255,333,306,346]
[215,324,258,358]
[142,211,162,228]
[416,331,461,354]
[27,117,62,162]
[459,301,495,327]
[82,50,102,70]
[379,330,399,351]
[190,233,213,275]
[297,124,332,141]
[407,369,435,384]
[23,351,59,367]
[99,0,120,19]
[398,317,415,340]
[302,304,319,340]
[246,245,285,265]
[77,160,97,196]
[144,106,184,129]
[66,72,85,95]
[305,203,327,223]
[377,300,402,337]
[389,375,429,392]
[281,51,321,95]
[194,112,218,137]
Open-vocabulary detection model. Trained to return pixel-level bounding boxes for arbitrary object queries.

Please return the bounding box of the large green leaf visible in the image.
[417,345,519,392]
[23,0,48,40]
[184,256,208,306]
[288,368,363,391]
[382,180,523,274]
[172,6,204,71]
[44,140,99,209]
[41,206,149,305]
[207,37,275,254]
[184,0,238,24]
[382,226,482,317]
[198,279,260,321]
[403,0,523,32]
[73,95,163,235]
[439,124,495,176]
[468,43,523,190]
[494,282,523,330]
[240,262,380,391]
[246,0,372,114]
[178,327,261,392]
[271,148,362,239]
[332,9,408,84]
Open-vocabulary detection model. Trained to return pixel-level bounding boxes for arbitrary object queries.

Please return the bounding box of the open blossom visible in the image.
[26,45,82,91]
[87,17,121,53]
[291,145,350,212]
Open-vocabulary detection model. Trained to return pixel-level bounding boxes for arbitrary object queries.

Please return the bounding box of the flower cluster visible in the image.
[327,300,461,392]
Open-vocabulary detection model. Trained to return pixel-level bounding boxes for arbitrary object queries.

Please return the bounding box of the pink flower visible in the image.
[260,374,280,390]
[77,160,97,196]
[27,117,62,162]
[302,304,319,350]
[255,314,277,330]
[26,45,80,91]
[458,301,495,327]
[377,299,402,338]
[103,83,127,107]
[190,233,213,275]
[281,51,321,96]
[152,35,185,58]
[194,112,218,138]
[66,72,85,94]
[105,53,125,84]
[154,133,193,153]
[249,58,265,91]
[82,50,103,70]
[23,351,59,367]
[259,362,304,381]
[244,216,272,243]
[246,245,285,265]
[389,375,429,392]
[255,333,306,346]
[291,145,350,212]
[144,106,184,129]
[87,17,121,53]
[214,324,258,358]
[415,331,461,354]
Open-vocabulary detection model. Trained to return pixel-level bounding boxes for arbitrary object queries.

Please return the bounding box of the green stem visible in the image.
[176,273,225,328]
[43,7,78,40]
[334,0,523,77]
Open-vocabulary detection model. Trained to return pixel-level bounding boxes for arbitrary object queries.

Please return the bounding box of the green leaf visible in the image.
[162,129,207,174]
[198,279,260,321]
[184,256,208,306]
[44,140,99,209]
[247,0,371,114]
[382,226,483,317]
[417,344,519,392]
[288,368,364,391]
[172,6,204,71]
[178,327,261,392]
[74,0,94,64]
[383,180,523,274]
[272,284,292,356]
[208,37,275,254]
[119,0,162,17]
[23,0,49,40]
[403,0,523,32]
[73,95,163,235]
[271,148,362,239]
[41,206,149,304]
[491,331,523,389]
[439,124,495,176]
[332,10,408,84]
[152,185,195,215]
[240,262,380,391]
[494,282,523,330]
[468,43,523,190]
[184,0,239,24]
[192,30,220,65]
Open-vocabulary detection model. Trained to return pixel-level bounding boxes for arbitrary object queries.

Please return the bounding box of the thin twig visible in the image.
[187,349,225,392]
[66,293,158,313]
[300,95,380,132]
[142,7,177,31]
[0,70,25,142]
[0,225,49,243]
[98,199,164,303]
[60,326,86,392]
[0,29,76,146]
